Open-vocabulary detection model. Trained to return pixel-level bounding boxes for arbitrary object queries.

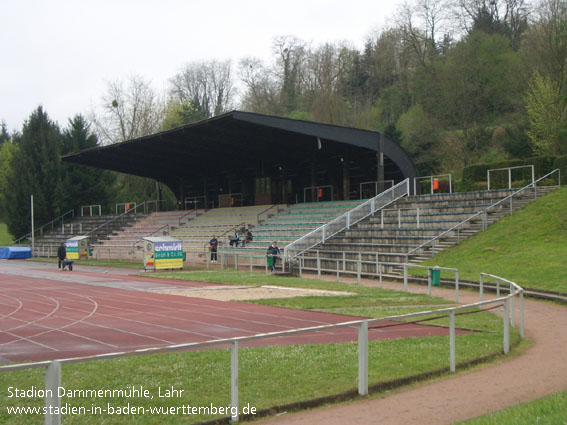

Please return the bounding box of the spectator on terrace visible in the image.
[209,235,219,263]
[229,231,240,247]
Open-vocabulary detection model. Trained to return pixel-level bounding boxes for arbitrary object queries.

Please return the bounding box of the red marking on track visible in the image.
[0,265,467,363]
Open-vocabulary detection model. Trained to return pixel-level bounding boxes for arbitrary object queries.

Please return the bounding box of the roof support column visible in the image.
[178,179,184,210]
[377,133,385,194]
[342,153,350,201]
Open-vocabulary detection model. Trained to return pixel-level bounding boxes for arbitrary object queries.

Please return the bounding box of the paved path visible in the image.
[257,277,567,425]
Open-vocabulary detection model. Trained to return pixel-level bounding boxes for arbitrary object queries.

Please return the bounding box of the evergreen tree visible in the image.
[61,115,116,213]
[5,107,64,238]
[0,122,10,145]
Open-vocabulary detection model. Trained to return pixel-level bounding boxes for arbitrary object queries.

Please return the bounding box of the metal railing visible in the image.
[12,210,75,245]
[413,174,453,195]
[115,202,136,215]
[488,165,534,190]
[80,205,101,216]
[406,169,561,259]
[359,180,394,199]
[0,258,524,425]
[285,179,410,259]
[85,202,148,240]
[303,185,333,202]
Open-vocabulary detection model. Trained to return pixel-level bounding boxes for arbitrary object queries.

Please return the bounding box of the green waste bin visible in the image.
[267,255,274,268]
[431,267,441,286]
[182,252,187,262]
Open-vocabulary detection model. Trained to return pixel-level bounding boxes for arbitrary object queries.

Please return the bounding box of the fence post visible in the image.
[455,270,460,303]
[450,310,456,373]
[231,341,239,423]
[45,361,61,425]
[427,268,432,296]
[510,291,515,328]
[249,254,253,272]
[403,264,408,292]
[343,251,346,272]
[520,291,525,339]
[479,274,484,301]
[317,251,321,279]
[357,260,361,285]
[336,260,339,282]
[503,298,510,354]
[381,209,384,229]
[358,321,369,396]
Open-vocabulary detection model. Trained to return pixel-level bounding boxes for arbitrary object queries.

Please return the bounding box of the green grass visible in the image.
[1,331,516,425]
[0,270,521,424]
[0,222,13,245]
[417,187,567,294]
[455,391,567,425]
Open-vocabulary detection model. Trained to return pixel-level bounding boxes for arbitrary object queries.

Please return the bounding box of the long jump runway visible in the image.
[0,261,461,364]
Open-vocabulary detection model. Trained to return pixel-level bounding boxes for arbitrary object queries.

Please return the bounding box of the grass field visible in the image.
[0,269,520,424]
[0,222,13,245]
[456,391,567,425]
[418,187,567,294]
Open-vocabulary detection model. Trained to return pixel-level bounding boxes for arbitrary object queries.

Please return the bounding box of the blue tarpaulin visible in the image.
[0,247,32,259]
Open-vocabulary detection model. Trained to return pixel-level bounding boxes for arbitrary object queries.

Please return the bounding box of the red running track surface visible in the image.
[0,262,465,363]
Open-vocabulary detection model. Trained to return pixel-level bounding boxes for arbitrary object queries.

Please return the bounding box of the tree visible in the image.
[0,122,9,145]
[90,75,164,145]
[0,141,16,219]
[397,104,441,174]
[5,107,64,238]
[273,35,307,113]
[61,115,116,211]
[524,71,566,155]
[238,57,281,114]
[169,60,235,120]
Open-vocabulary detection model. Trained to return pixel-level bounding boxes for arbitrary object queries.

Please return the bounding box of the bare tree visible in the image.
[396,0,453,67]
[238,57,280,114]
[169,60,235,118]
[90,75,165,145]
[272,35,307,112]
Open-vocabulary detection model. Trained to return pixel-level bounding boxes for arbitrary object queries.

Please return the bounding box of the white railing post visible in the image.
[510,290,515,328]
[449,310,456,373]
[503,298,510,354]
[455,270,460,303]
[416,207,420,228]
[480,274,484,301]
[346,212,351,229]
[520,291,525,339]
[427,268,432,296]
[358,321,369,396]
[403,264,408,292]
[231,341,239,423]
[317,251,321,280]
[45,361,61,425]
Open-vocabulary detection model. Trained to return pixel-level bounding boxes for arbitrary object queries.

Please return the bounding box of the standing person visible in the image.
[209,235,219,263]
[57,242,66,270]
[266,241,280,272]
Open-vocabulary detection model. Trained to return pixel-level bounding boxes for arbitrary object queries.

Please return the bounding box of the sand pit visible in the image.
[160,285,355,301]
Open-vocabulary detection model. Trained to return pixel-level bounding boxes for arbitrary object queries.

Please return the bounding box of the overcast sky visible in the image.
[1,0,402,132]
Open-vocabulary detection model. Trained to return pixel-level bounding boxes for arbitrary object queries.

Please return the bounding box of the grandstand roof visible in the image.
[61,111,417,198]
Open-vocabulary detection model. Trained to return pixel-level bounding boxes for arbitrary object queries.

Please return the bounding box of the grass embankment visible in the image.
[456,391,567,425]
[0,222,13,245]
[1,270,520,424]
[418,187,567,294]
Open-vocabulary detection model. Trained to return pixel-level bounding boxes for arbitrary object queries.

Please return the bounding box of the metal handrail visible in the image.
[256,204,279,224]
[285,179,410,259]
[85,201,147,238]
[13,209,75,245]
[407,169,561,258]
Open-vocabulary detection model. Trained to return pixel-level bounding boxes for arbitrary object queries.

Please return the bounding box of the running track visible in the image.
[0,261,462,363]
